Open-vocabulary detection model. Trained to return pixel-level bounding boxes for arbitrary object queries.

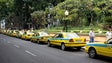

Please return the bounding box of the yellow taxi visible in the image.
[8,30,13,36]
[11,30,19,37]
[85,38,112,58]
[47,32,86,50]
[21,31,34,40]
[6,30,12,36]
[2,30,7,35]
[16,30,24,38]
[31,32,53,44]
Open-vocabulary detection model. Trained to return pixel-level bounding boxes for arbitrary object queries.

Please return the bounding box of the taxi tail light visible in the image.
[69,39,74,42]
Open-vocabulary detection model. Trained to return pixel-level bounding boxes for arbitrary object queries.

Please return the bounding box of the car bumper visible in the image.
[65,43,86,47]
[84,46,90,53]
[26,37,32,40]
[39,39,47,43]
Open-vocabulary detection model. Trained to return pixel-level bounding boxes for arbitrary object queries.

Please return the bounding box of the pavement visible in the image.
[0,34,111,63]
[80,36,106,42]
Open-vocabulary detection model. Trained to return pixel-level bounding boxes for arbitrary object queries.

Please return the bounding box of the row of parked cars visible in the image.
[0,29,112,59]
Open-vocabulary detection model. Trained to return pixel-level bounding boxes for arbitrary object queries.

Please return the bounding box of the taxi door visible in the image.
[100,40,112,57]
[50,34,63,46]
[105,40,112,57]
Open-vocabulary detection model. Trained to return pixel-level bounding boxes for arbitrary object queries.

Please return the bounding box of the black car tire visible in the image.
[37,39,40,44]
[88,48,97,58]
[48,41,51,47]
[76,47,81,50]
[61,43,66,51]
[31,39,33,42]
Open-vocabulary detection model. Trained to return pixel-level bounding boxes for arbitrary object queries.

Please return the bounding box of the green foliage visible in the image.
[102,16,112,30]
[50,0,112,28]
[31,10,46,28]
[0,0,13,19]
[0,0,65,29]
[0,0,112,30]
[104,16,112,25]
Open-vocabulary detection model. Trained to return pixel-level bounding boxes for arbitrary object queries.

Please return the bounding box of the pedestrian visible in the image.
[89,29,95,43]
[106,29,112,40]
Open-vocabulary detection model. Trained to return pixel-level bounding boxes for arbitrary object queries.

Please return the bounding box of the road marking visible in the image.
[25,50,37,56]
[14,45,20,48]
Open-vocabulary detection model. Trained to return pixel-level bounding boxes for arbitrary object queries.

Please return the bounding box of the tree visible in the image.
[31,10,46,29]
[1,0,112,29]
[103,16,112,30]
[12,0,65,29]
[0,0,13,20]
[52,0,112,27]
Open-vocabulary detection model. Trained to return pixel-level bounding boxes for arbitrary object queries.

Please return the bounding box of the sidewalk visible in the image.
[80,36,106,42]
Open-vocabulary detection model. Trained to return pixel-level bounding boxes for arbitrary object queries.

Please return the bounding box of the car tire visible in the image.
[88,48,97,58]
[24,37,27,40]
[30,39,33,42]
[37,39,40,44]
[76,47,81,50]
[47,41,51,47]
[32,40,35,43]
[61,43,66,51]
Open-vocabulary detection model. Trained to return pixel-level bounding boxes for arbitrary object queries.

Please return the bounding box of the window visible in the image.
[108,40,112,44]
[55,34,63,38]
[36,33,39,36]
[107,39,112,44]
[66,33,79,38]
[40,32,48,36]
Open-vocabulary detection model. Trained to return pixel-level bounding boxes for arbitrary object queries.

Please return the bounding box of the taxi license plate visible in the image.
[76,40,81,42]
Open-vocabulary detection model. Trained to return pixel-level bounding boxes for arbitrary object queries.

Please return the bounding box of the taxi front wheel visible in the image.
[76,47,81,50]
[88,48,97,58]
[37,40,40,44]
[61,44,66,51]
[48,41,51,47]
[31,39,33,42]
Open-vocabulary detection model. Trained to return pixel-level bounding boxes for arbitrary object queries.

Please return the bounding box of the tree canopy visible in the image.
[0,0,112,29]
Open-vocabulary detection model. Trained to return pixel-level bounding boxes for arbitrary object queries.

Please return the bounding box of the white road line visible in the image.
[14,45,20,48]
[25,50,37,56]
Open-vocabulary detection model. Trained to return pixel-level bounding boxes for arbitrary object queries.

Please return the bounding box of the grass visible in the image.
[33,26,107,35]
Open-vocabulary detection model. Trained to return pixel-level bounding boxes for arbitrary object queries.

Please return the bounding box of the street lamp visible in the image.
[65,10,69,16]
[65,10,69,32]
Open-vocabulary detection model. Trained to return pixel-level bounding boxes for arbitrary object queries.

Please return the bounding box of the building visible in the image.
[0,19,5,29]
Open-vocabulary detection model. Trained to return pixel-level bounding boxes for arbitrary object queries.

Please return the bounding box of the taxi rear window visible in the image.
[66,33,79,38]
[40,32,48,36]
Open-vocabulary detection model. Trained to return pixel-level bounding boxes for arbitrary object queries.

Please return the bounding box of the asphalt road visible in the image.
[0,34,111,63]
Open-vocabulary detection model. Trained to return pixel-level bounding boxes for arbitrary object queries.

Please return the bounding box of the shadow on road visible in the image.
[49,45,84,52]
[94,56,112,63]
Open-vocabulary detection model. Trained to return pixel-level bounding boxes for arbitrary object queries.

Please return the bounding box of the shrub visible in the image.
[103,16,112,30]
